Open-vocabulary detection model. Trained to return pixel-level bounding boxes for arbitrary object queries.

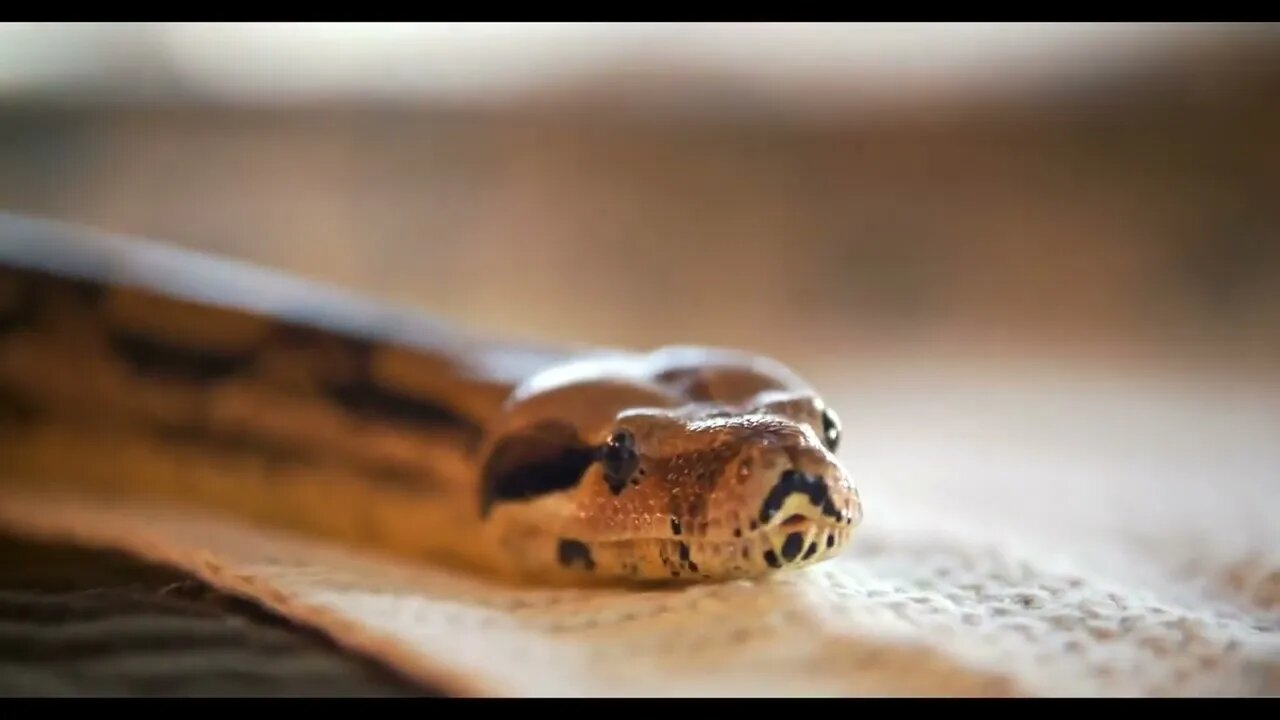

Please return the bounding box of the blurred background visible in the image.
[2,22,1278,380]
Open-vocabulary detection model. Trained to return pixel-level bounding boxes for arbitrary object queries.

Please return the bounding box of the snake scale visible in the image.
[0,215,862,587]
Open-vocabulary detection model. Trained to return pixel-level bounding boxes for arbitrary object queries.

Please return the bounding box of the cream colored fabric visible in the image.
[1,364,1277,696]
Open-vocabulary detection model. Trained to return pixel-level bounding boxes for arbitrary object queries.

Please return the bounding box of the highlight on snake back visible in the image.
[0,23,1277,697]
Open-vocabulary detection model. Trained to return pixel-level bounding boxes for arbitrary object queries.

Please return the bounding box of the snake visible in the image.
[0,214,862,587]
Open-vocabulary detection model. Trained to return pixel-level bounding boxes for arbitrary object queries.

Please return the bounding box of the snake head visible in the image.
[595,390,862,579]
[477,347,862,584]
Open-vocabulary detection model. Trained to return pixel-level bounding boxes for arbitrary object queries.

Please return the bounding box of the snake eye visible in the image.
[820,406,841,452]
[599,429,639,495]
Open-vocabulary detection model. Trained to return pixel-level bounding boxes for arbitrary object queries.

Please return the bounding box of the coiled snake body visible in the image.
[0,216,862,587]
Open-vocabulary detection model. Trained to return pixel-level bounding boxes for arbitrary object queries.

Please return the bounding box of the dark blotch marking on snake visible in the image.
[802,541,819,561]
[763,549,782,569]
[678,541,699,572]
[3,271,106,338]
[670,517,682,536]
[109,330,253,384]
[826,534,836,549]
[0,306,33,336]
[153,421,306,467]
[327,376,479,437]
[0,384,38,427]
[1,273,106,337]
[556,538,595,571]
[66,277,108,306]
[758,469,843,524]
[0,283,37,337]
[480,420,596,517]
[781,532,805,563]
[150,420,440,493]
[364,464,445,494]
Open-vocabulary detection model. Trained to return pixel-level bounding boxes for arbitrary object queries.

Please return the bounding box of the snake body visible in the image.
[0,216,861,587]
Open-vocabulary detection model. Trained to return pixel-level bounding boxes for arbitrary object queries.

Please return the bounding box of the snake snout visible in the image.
[749,464,861,571]
[755,454,860,527]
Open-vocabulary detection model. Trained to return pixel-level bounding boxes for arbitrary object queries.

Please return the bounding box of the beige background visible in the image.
[1,25,1277,377]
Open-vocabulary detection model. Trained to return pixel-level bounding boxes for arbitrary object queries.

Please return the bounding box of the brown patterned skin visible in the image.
[477,348,861,585]
[0,216,862,588]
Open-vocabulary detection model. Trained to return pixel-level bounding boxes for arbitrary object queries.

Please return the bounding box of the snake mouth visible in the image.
[765,512,843,539]
[757,516,850,570]
[778,513,810,530]
[755,491,855,569]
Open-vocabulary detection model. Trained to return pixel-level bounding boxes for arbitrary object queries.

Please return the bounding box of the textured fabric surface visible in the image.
[0,364,1277,697]
[0,534,432,696]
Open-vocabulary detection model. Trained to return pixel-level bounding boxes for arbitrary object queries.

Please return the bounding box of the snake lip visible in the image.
[764,494,827,529]
[778,513,809,530]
